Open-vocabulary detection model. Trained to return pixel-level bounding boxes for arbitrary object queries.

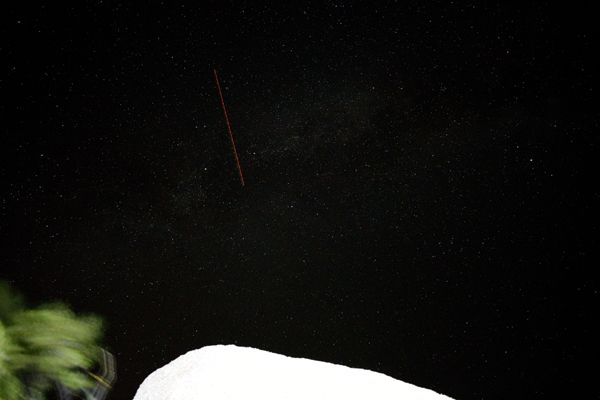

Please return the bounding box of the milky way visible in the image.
[2,2,597,399]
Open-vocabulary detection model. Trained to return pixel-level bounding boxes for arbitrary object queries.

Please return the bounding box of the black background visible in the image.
[1,2,598,399]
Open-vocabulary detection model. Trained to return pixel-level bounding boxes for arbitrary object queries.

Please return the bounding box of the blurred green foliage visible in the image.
[0,281,104,400]
[0,281,24,322]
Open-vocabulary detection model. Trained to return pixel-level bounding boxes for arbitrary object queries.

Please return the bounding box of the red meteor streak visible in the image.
[213,69,245,187]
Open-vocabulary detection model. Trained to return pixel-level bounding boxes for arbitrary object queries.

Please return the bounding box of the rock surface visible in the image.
[133,345,454,400]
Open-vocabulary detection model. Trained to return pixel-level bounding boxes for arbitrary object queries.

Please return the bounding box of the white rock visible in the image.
[133,345,454,400]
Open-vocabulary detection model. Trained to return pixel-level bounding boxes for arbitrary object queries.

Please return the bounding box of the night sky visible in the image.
[1,2,598,399]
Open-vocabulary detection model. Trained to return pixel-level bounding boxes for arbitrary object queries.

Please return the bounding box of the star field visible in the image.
[1,2,597,399]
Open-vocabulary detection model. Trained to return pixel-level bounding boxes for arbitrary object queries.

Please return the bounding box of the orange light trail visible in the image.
[213,68,245,187]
